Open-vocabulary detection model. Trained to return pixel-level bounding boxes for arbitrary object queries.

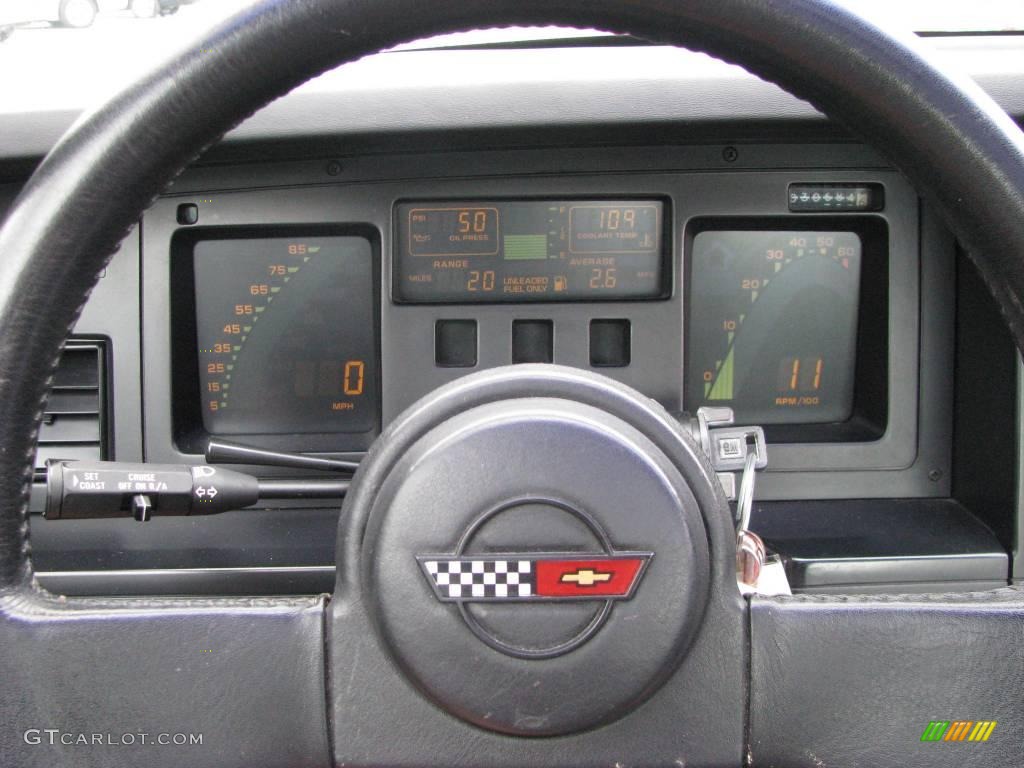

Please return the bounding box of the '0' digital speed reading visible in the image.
[192,235,378,436]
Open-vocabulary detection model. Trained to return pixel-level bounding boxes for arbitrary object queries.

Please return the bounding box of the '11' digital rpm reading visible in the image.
[193,236,377,436]
[687,230,862,424]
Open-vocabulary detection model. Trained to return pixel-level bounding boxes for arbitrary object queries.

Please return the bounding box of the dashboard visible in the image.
[145,154,937,504]
[6,139,1003,597]
[3,35,1021,598]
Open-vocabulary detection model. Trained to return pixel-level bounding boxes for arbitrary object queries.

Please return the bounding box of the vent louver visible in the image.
[34,340,109,472]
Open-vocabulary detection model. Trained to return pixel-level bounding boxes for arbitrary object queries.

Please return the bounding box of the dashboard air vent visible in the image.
[34,340,109,473]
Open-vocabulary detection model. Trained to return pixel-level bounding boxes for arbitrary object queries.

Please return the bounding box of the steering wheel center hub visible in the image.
[361,391,712,735]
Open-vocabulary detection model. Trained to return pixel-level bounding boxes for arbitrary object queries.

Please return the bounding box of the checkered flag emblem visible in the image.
[422,559,534,600]
[417,554,652,603]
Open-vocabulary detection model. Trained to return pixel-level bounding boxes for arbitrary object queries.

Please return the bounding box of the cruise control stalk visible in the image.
[44,460,348,521]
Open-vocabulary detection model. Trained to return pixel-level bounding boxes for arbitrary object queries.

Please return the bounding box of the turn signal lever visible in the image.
[44,460,349,521]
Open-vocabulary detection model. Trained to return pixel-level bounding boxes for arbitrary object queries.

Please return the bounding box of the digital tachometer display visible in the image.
[687,230,862,425]
[193,236,377,436]
[394,200,668,303]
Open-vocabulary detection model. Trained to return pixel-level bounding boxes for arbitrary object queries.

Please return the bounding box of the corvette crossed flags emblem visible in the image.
[417,554,652,602]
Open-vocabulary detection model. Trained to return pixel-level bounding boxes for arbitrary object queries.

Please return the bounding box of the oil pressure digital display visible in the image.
[395,199,668,303]
[192,236,377,436]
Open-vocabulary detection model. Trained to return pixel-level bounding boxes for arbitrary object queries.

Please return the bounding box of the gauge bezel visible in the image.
[391,196,674,305]
[169,224,383,455]
[683,215,890,443]
[137,162,939,502]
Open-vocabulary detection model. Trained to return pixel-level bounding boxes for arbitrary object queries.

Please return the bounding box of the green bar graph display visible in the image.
[503,234,548,260]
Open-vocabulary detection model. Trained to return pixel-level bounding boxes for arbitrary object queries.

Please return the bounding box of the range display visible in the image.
[687,230,862,424]
[394,200,667,302]
[193,236,377,435]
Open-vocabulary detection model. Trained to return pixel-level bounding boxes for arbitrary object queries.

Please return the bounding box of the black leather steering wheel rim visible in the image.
[1,0,1023,763]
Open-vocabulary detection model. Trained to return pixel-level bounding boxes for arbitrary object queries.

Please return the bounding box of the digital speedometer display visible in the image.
[394,200,668,303]
[193,236,377,435]
[687,230,862,424]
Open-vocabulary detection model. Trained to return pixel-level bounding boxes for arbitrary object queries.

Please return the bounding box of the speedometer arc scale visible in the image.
[192,235,377,437]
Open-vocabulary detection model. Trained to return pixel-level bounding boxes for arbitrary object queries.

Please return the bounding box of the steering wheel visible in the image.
[2,1,1023,766]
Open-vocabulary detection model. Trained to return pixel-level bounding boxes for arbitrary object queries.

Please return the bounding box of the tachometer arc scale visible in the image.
[690,230,862,425]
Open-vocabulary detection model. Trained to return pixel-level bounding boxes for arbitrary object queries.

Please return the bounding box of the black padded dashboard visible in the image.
[2,35,1024,161]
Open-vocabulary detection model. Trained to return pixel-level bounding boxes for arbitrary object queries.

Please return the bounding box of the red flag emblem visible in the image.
[535,558,647,597]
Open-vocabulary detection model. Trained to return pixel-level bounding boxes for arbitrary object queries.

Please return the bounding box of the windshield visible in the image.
[0,0,1022,119]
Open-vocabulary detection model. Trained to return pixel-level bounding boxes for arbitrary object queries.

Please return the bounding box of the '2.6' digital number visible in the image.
[589,268,617,289]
